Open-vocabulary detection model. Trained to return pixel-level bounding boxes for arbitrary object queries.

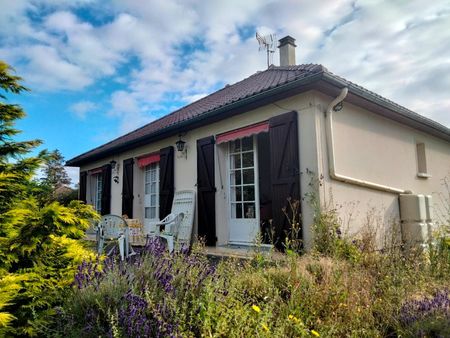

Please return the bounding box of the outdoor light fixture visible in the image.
[110,160,117,169]
[175,135,187,159]
[175,138,186,152]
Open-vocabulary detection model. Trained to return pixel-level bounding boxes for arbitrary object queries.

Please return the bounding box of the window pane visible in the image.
[242,152,253,168]
[231,139,241,152]
[243,186,254,201]
[231,203,243,219]
[230,186,242,201]
[145,207,151,218]
[230,169,242,186]
[150,207,156,219]
[145,170,151,183]
[151,182,156,193]
[151,194,156,206]
[241,137,253,151]
[145,183,150,194]
[242,169,254,184]
[244,203,255,218]
[230,154,241,169]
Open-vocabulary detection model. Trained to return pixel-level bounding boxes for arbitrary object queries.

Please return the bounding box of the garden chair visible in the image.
[96,214,135,260]
[155,190,196,252]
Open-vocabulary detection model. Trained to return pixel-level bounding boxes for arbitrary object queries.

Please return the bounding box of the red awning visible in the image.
[137,152,160,168]
[88,167,103,175]
[216,121,269,144]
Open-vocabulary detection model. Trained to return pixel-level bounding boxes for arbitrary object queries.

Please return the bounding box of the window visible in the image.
[94,174,103,213]
[229,137,256,219]
[144,162,159,220]
[416,143,430,178]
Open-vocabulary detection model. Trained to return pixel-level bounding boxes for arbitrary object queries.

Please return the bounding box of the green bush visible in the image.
[0,61,99,336]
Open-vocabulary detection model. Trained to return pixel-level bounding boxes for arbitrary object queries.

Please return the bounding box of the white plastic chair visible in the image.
[96,214,135,260]
[156,190,196,252]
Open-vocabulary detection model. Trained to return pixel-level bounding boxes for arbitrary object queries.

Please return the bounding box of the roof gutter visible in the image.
[68,70,450,166]
[321,73,450,143]
[67,72,324,166]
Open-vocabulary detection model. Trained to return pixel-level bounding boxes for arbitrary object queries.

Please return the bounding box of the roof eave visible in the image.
[66,72,324,166]
[319,73,450,143]
[67,70,450,167]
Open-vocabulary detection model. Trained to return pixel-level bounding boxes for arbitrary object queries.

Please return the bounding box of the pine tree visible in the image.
[41,149,71,189]
[0,61,99,336]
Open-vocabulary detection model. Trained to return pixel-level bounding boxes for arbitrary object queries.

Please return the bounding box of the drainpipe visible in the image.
[325,88,406,194]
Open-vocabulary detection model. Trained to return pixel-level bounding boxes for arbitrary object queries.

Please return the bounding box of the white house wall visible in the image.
[313,91,450,246]
[80,92,319,247]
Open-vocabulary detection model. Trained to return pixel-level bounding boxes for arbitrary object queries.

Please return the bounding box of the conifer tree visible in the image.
[0,61,99,336]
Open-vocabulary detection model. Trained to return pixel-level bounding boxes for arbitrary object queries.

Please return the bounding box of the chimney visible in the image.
[278,35,297,66]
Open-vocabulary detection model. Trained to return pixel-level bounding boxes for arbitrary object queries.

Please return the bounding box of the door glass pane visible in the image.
[231,203,243,219]
[151,194,156,205]
[234,187,242,201]
[237,203,243,218]
[242,169,254,184]
[230,154,241,169]
[243,186,254,201]
[145,207,151,218]
[230,169,241,185]
[231,139,241,153]
[242,137,253,151]
[244,203,255,219]
[242,152,253,168]
[151,182,156,193]
[145,183,150,194]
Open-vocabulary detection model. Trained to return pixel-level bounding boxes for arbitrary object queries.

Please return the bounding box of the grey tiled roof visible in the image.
[67,64,449,165]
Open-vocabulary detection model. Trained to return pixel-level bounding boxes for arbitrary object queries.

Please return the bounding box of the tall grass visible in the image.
[42,181,450,337]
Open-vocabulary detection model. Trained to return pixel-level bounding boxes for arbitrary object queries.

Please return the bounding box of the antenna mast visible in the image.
[256,32,276,68]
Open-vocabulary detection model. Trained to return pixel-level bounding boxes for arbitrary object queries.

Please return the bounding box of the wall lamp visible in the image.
[176,135,187,159]
[110,160,120,184]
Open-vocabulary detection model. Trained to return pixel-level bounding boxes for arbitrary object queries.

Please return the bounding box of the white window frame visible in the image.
[94,174,103,213]
[226,135,261,245]
[144,162,160,221]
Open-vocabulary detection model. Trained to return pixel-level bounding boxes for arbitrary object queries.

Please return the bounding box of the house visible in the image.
[67,36,450,250]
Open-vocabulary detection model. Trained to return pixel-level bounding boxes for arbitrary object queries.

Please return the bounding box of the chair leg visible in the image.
[118,235,125,261]
[97,237,104,255]
[167,237,174,253]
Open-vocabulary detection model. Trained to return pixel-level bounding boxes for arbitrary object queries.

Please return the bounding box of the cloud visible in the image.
[69,100,98,119]
[1,0,449,135]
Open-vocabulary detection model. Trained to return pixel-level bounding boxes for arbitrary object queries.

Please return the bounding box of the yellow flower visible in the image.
[288,314,298,322]
[252,305,261,313]
[261,323,269,332]
[311,329,320,337]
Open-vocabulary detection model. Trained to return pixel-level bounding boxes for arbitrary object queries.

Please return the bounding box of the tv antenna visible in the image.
[256,32,276,68]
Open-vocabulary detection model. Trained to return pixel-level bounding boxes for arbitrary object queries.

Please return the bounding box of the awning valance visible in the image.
[137,152,160,168]
[216,121,269,144]
[88,167,103,175]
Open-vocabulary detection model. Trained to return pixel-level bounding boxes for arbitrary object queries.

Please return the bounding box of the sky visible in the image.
[1,0,449,185]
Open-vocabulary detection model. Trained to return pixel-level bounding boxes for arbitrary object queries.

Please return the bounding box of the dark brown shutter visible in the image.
[79,171,87,203]
[159,146,174,219]
[197,136,216,246]
[100,164,112,215]
[122,158,134,218]
[269,111,300,248]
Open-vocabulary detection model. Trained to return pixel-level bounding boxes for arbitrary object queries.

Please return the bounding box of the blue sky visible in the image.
[1,1,450,184]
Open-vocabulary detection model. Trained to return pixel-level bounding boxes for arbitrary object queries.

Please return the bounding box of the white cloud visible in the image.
[1,0,449,133]
[69,100,98,119]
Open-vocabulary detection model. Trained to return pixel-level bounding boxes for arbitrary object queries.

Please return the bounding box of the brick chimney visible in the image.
[278,35,297,66]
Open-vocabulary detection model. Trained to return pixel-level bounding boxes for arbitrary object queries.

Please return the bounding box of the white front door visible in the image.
[228,136,259,244]
[144,163,159,229]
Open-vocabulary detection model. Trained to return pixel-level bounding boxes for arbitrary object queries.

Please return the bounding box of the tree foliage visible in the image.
[0,60,99,336]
